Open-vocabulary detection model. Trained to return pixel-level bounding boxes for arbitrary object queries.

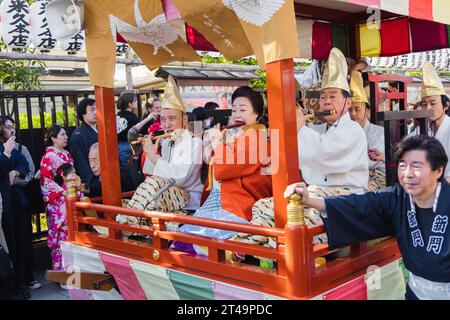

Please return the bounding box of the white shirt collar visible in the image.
[429,115,450,138]
[409,182,441,213]
[328,111,352,128]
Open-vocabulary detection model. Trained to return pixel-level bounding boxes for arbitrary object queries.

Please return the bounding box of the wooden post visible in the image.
[266,59,301,228]
[95,86,122,239]
[285,194,310,298]
[125,51,134,90]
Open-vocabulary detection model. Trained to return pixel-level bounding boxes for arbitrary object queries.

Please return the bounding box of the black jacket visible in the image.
[0,144,29,211]
[87,168,136,198]
[69,123,98,184]
[0,144,29,258]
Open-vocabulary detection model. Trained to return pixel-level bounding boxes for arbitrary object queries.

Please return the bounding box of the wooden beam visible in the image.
[376,109,433,121]
[0,52,141,65]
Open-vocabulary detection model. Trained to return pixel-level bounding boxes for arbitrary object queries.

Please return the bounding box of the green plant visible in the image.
[200,54,267,89]
[0,42,47,91]
[406,70,450,77]
[18,108,77,129]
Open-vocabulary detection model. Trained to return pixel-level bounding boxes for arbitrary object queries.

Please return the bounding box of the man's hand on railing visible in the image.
[66,173,82,190]
[284,182,325,212]
[284,182,309,201]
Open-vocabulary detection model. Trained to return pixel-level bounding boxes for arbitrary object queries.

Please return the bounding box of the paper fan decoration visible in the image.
[222,0,285,27]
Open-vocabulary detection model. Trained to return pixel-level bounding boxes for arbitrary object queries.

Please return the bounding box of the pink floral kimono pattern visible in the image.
[40,147,74,270]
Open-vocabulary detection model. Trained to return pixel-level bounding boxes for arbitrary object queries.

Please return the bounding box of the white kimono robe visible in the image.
[364,120,385,173]
[298,112,369,193]
[143,130,204,210]
[433,115,450,178]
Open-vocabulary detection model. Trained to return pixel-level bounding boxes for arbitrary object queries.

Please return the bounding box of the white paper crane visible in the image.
[109,0,183,57]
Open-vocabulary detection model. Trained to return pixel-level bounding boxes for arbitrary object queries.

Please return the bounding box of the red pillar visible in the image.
[285,222,311,298]
[95,86,122,238]
[266,59,301,228]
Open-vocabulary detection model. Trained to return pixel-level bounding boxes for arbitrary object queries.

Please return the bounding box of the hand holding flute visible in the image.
[207,121,246,149]
[142,132,165,164]
[296,101,337,116]
[131,132,174,145]
[208,123,225,150]
[220,121,245,130]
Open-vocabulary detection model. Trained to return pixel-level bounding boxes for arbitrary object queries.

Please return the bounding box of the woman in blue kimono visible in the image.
[285,135,450,300]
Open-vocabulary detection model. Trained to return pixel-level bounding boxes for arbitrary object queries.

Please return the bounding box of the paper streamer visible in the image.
[168,269,215,300]
[100,253,147,300]
[131,260,180,300]
[212,281,265,300]
[323,276,367,300]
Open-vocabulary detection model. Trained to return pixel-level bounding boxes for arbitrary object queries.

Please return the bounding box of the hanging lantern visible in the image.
[30,0,56,52]
[58,30,84,54]
[0,9,3,42]
[115,31,129,56]
[45,0,85,40]
[0,0,31,50]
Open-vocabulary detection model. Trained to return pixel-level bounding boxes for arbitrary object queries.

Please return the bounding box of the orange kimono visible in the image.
[212,124,272,221]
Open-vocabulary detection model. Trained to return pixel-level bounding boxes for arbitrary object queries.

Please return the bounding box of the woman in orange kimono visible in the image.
[176,86,272,253]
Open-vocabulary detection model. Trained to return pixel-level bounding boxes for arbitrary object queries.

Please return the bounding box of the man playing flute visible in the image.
[125,76,203,217]
[236,48,369,246]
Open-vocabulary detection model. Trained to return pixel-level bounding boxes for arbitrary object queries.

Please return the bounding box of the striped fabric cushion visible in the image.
[118,176,191,236]
[127,176,189,212]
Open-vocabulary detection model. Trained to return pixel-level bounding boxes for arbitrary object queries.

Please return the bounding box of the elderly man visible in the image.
[285,135,450,300]
[296,48,369,193]
[127,76,203,213]
[85,143,134,197]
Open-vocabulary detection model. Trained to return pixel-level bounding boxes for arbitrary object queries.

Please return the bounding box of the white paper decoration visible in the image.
[58,29,84,54]
[45,0,84,40]
[1,0,31,49]
[0,7,3,42]
[30,0,56,52]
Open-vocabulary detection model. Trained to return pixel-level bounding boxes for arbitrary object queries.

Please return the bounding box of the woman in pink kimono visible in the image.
[40,125,81,270]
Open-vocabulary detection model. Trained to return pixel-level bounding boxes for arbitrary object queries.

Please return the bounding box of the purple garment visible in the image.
[171,241,196,254]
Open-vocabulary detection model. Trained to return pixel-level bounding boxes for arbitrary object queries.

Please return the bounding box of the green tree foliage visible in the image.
[201,54,266,89]
[0,43,47,91]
